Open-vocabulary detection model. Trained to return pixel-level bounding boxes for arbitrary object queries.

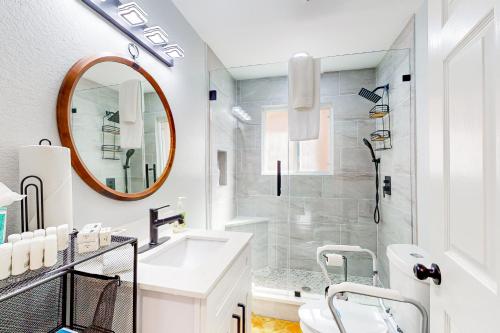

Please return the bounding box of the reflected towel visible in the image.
[119,80,144,149]
[289,58,320,141]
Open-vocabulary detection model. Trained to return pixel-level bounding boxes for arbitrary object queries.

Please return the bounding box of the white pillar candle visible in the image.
[21,231,34,240]
[45,227,57,236]
[0,243,13,280]
[29,237,44,270]
[56,224,69,251]
[44,235,58,267]
[7,234,21,244]
[33,229,45,238]
[12,239,31,275]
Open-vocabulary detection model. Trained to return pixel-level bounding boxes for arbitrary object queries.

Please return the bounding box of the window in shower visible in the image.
[261,105,333,175]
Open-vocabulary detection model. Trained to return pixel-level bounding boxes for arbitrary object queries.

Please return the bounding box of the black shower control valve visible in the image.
[383,176,391,197]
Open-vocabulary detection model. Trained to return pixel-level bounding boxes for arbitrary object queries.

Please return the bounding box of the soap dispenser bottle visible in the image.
[173,196,187,233]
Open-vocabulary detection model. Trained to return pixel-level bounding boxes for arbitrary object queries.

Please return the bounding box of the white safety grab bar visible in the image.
[316,245,378,286]
[327,282,429,333]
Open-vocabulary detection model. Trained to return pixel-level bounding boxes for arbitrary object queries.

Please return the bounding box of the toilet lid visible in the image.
[299,299,389,333]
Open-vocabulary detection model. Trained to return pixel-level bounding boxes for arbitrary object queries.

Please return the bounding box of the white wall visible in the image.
[0,0,208,234]
[415,0,430,251]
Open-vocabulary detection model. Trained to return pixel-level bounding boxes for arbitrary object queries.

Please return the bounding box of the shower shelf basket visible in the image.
[368,86,392,151]
[0,233,138,333]
[368,104,390,119]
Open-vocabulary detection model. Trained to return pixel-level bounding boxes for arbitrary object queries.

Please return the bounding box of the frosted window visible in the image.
[261,106,332,175]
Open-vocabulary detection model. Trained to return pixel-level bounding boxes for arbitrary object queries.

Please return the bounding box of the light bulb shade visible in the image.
[144,26,169,45]
[118,2,148,26]
[163,44,185,58]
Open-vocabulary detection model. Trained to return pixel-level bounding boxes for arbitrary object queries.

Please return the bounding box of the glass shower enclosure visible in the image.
[208,49,413,297]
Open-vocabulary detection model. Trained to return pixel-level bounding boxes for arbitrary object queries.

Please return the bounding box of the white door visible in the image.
[426,0,500,332]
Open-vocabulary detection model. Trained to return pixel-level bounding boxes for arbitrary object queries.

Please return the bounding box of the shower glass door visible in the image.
[208,47,413,297]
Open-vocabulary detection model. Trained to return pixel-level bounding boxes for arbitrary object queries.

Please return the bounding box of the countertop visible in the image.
[120,219,253,299]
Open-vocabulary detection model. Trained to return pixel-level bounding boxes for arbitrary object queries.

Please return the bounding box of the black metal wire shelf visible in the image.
[0,234,137,303]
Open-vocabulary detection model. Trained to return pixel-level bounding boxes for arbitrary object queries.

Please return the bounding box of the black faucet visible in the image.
[138,204,185,254]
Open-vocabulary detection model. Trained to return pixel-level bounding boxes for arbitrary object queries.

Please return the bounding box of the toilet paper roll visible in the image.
[33,229,45,238]
[0,243,13,280]
[19,145,73,231]
[46,227,57,236]
[12,239,31,275]
[30,237,44,270]
[57,224,69,251]
[7,234,21,244]
[326,253,345,267]
[21,231,34,240]
[44,235,58,267]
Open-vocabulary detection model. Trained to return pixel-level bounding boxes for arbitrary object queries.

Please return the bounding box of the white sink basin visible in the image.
[141,236,228,269]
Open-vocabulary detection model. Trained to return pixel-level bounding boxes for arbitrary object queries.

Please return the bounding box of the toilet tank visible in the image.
[386,244,431,333]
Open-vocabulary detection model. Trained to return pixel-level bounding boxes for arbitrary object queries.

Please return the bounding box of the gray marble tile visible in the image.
[340,148,375,174]
[322,174,375,199]
[289,175,322,197]
[238,76,288,104]
[340,223,378,253]
[330,95,374,120]
[333,120,358,148]
[320,71,340,97]
[339,69,376,95]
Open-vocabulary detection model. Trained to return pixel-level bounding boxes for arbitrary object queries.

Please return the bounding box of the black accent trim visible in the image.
[402,74,411,82]
[238,303,246,333]
[209,90,217,101]
[233,314,242,333]
[277,160,282,197]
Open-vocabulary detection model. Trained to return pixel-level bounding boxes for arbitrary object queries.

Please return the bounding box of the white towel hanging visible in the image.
[289,53,315,110]
[289,58,321,141]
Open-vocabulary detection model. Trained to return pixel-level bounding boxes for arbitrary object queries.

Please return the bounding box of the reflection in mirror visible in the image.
[71,62,171,194]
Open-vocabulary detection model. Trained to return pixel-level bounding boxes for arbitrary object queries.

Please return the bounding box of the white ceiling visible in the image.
[172,0,423,71]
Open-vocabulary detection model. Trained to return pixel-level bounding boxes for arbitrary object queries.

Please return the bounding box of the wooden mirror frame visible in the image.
[57,54,176,201]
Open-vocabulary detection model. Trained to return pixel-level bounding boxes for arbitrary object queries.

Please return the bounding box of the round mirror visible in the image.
[57,55,175,200]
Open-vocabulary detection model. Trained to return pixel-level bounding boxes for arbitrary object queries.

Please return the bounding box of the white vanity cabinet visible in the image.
[139,243,252,333]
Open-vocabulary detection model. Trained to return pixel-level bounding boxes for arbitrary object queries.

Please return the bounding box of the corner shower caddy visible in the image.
[369,85,392,151]
[0,233,138,333]
[102,110,122,160]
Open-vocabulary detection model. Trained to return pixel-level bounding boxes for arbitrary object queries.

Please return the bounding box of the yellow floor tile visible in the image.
[251,314,302,333]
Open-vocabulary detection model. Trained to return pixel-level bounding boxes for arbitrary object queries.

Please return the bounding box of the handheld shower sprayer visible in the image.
[362,138,377,162]
[363,138,381,224]
[124,149,135,193]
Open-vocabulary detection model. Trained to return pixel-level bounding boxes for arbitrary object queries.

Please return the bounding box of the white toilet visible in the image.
[299,244,431,333]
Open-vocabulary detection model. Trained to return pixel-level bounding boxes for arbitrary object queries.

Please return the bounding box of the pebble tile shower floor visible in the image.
[253,267,374,295]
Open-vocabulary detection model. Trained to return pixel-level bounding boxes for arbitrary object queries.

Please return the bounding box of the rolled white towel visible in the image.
[326,253,345,267]
[44,235,58,267]
[289,53,315,110]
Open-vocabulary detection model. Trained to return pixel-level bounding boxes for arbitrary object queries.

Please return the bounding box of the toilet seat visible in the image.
[299,299,390,333]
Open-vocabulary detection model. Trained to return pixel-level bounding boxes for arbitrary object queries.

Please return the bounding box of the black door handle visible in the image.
[413,263,442,285]
[277,160,282,197]
[237,303,246,333]
[232,314,241,333]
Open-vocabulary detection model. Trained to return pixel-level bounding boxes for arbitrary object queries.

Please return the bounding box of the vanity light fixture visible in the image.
[144,26,169,45]
[118,2,148,26]
[81,0,185,67]
[163,44,185,58]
